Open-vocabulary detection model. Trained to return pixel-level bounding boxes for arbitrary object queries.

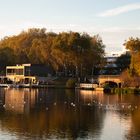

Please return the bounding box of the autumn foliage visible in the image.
[0,28,105,75]
[121,37,140,87]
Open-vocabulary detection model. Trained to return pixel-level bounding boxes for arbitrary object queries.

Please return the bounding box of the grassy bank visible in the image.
[111,88,140,94]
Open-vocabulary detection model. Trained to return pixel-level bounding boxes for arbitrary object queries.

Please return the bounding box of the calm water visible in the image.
[0,88,140,140]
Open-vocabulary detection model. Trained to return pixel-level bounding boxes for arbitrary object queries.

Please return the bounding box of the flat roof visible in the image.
[6,64,31,69]
[6,65,24,69]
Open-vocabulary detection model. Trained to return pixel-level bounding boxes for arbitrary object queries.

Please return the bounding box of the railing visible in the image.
[6,73,24,76]
[6,73,16,75]
[99,75,120,78]
[77,83,98,89]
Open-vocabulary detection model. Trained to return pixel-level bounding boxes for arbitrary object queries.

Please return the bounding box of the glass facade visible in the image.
[24,67,31,76]
[7,68,24,75]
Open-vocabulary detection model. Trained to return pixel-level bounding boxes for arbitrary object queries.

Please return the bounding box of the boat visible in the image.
[76,83,98,90]
[0,84,9,87]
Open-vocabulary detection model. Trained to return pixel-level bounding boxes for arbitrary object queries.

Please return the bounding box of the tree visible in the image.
[0,47,15,65]
[121,70,140,87]
[51,32,105,75]
[124,37,140,76]
[116,52,131,72]
[0,28,105,76]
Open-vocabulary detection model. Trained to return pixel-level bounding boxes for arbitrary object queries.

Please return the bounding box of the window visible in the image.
[7,69,16,75]
[16,69,24,75]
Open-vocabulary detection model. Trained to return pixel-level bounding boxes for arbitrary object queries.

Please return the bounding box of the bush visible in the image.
[113,87,140,94]
[66,78,76,88]
[121,70,140,87]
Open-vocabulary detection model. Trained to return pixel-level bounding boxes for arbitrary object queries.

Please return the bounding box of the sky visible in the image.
[0,0,140,55]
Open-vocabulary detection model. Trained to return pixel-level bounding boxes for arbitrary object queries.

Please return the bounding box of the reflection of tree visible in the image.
[0,88,106,139]
[2,89,140,139]
[115,94,140,140]
[127,109,140,139]
[0,90,5,111]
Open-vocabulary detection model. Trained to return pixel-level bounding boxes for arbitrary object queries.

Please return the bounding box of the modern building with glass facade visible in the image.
[6,64,53,84]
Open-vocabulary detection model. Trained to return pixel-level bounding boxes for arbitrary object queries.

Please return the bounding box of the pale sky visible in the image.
[0,0,140,55]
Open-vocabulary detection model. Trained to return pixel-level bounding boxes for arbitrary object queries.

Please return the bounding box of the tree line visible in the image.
[117,37,140,87]
[0,28,105,76]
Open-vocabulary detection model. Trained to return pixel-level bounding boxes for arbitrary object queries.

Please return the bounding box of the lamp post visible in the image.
[80,64,82,78]
[91,65,94,83]
[75,65,78,77]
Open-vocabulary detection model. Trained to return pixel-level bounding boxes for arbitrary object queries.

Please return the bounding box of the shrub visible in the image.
[66,78,76,88]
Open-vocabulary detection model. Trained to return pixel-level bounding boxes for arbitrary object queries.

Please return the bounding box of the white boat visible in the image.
[0,84,9,87]
[76,83,98,90]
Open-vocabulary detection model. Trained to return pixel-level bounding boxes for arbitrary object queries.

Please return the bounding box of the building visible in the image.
[6,64,53,84]
[99,55,119,75]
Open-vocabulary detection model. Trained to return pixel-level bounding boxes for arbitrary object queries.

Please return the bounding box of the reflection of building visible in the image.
[0,90,5,108]
[79,90,120,105]
[6,64,53,83]
[5,89,36,114]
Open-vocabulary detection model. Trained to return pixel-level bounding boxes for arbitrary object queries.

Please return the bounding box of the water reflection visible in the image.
[4,88,36,114]
[0,88,140,139]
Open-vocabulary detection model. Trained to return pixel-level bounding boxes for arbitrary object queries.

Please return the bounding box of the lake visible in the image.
[0,88,140,140]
